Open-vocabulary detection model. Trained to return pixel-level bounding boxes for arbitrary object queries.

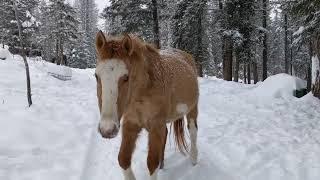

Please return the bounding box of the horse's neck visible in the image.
[127,57,150,100]
[127,50,164,103]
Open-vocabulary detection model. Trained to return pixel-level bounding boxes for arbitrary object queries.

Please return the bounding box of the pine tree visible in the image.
[69,34,92,69]
[172,0,209,77]
[41,0,79,65]
[0,0,39,55]
[102,0,157,43]
[74,0,98,68]
[291,0,320,98]
[221,0,257,83]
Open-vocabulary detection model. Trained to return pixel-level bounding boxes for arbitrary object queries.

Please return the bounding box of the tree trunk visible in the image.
[244,64,247,84]
[284,13,289,74]
[290,32,293,75]
[262,0,268,80]
[313,68,320,98]
[60,41,65,65]
[234,53,239,82]
[218,0,223,10]
[253,61,258,84]
[247,62,251,84]
[151,0,160,48]
[13,0,32,107]
[223,35,233,81]
[307,41,313,92]
[312,34,320,99]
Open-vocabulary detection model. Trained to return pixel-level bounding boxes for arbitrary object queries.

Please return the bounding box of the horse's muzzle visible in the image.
[98,120,119,139]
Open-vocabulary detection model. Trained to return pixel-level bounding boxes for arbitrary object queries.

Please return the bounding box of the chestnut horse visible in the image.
[95,31,199,180]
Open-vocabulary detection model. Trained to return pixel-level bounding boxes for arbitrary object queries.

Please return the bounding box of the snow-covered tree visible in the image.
[220,0,257,83]
[0,0,39,55]
[291,0,320,98]
[40,0,79,65]
[172,0,209,77]
[102,0,155,42]
[69,34,92,69]
[73,0,98,68]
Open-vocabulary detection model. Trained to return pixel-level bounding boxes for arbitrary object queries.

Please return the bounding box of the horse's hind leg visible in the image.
[187,105,198,165]
[160,126,168,169]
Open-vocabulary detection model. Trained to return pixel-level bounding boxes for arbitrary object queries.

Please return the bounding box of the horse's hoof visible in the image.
[190,155,198,166]
[160,161,164,169]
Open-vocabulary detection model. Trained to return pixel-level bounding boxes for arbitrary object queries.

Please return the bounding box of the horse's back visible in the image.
[160,49,198,75]
[159,49,199,122]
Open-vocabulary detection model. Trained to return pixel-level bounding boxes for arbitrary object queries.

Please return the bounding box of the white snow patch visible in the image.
[250,73,306,100]
[0,44,13,60]
[293,26,305,36]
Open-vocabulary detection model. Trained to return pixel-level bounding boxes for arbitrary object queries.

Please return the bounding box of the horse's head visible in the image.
[94,31,136,139]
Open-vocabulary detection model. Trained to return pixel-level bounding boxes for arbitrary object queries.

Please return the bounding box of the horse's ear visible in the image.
[122,34,134,56]
[96,30,106,50]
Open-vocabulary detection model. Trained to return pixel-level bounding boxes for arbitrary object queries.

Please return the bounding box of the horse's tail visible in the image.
[173,118,188,155]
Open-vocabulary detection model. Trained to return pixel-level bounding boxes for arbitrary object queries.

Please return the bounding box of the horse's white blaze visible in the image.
[96,59,128,131]
[176,103,188,115]
[189,119,198,165]
[123,167,136,180]
[150,168,158,180]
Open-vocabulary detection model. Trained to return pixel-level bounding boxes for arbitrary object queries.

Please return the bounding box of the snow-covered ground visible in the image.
[1,56,320,180]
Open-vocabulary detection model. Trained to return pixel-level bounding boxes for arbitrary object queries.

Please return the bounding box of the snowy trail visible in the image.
[1,59,320,180]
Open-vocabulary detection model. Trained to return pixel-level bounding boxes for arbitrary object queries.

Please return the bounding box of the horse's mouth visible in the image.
[98,123,119,139]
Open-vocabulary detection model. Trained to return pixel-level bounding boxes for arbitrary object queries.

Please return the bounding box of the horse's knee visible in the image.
[118,151,131,170]
[147,130,165,175]
[147,153,160,175]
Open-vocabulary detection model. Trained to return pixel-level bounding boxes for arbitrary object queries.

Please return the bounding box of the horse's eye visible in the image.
[123,75,129,82]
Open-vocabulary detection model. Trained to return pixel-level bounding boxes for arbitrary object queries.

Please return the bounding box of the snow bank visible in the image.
[0,44,13,60]
[47,63,72,81]
[1,60,320,180]
[0,44,24,61]
[0,60,97,180]
[250,73,306,99]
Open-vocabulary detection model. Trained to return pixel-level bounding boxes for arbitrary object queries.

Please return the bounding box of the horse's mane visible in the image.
[142,42,166,89]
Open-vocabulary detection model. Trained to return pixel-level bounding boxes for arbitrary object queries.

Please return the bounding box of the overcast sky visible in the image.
[67,0,110,13]
[66,0,110,29]
[95,0,110,29]
[95,0,110,13]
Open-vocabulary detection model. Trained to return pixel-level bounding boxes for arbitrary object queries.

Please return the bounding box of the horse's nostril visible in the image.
[98,123,119,139]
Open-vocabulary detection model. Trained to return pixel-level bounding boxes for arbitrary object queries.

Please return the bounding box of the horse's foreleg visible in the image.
[187,106,198,165]
[118,121,141,180]
[147,125,166,180]
[159,126,168,169]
